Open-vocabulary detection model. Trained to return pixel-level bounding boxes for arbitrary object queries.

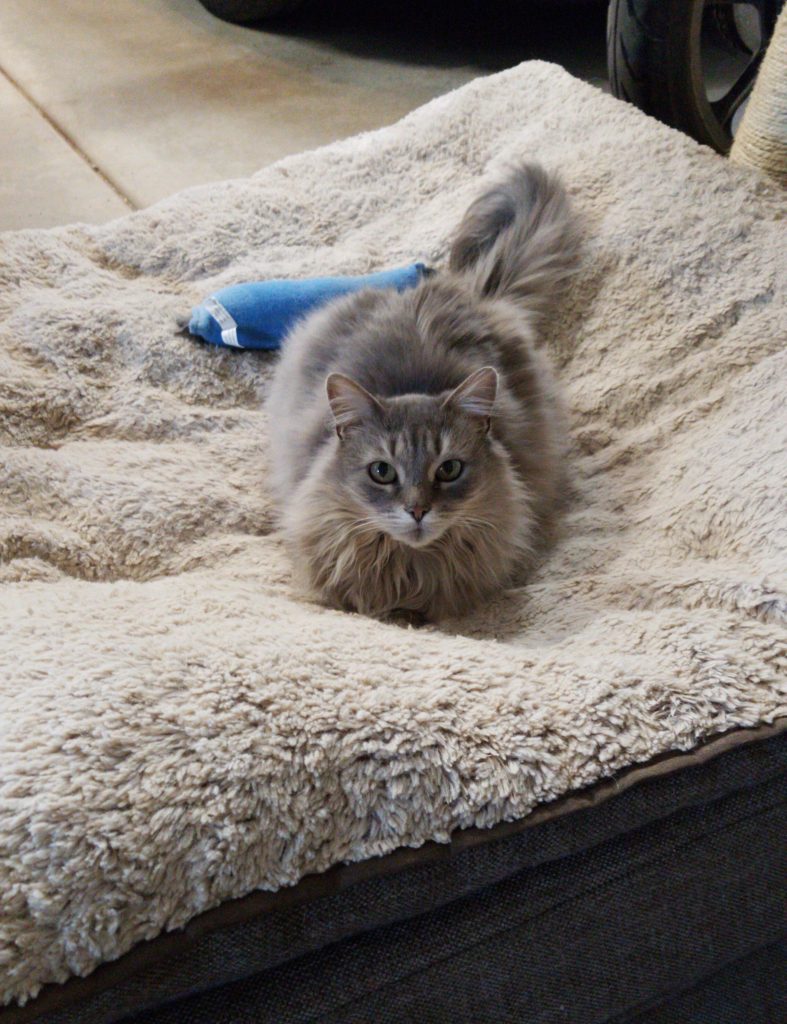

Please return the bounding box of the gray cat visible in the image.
[267,164,579,622]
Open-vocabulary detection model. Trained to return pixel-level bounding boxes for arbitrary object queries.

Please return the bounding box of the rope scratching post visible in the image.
[730,7,787,186]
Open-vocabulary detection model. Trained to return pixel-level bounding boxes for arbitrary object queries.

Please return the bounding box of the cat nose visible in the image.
[406,504,430,523]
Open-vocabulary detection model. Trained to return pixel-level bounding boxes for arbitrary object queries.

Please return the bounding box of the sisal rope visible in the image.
[730,6,787,186]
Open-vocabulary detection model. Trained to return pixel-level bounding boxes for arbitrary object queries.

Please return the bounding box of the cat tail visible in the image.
[448,163,580,318]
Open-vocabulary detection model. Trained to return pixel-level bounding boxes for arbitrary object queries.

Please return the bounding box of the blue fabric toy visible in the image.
[188,263,429,350]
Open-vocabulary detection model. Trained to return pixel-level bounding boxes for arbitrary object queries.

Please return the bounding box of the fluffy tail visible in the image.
[448,163,580,318]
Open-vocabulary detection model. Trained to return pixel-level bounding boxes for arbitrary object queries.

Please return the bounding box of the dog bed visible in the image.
[1,61,785,1020]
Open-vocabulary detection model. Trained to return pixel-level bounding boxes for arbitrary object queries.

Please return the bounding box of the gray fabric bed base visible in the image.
[17,726,785,1024]
[127,734,787,1024]
[622,939,786,1023]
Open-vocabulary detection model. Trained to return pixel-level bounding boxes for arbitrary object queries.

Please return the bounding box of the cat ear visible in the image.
[326,373,383,437]
[442,367,498,423]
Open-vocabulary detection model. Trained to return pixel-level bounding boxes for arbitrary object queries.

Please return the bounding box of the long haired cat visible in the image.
[267,164,579,621]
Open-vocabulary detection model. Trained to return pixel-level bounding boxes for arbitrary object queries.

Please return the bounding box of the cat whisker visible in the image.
[341,518,383,539]
[460,515,504,536]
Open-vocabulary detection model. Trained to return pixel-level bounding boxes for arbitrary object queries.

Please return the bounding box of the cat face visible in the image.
[326,368,499,548]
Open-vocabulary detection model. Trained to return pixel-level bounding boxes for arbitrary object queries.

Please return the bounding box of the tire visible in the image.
[198,0,306,24]
[607,0,781,153]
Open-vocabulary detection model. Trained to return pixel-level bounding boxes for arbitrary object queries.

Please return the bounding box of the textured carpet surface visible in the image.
[0,62,785,1005]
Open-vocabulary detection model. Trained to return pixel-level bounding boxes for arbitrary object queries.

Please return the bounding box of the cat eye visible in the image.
[436,459,464,482]
[368,461,398,485]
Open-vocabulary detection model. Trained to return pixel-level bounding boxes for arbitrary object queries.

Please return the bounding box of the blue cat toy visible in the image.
[188,263,429,351]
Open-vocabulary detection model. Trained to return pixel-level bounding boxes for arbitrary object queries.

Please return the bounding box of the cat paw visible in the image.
[383,608,429,628]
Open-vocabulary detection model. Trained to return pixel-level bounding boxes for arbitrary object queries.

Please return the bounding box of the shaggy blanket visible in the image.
[1,61,785,1004]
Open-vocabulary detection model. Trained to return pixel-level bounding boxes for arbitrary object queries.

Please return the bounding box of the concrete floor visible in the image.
[0,0,608,231]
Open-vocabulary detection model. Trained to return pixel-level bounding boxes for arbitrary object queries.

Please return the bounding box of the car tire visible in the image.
[198,0,306,24]
[607,0,781,153]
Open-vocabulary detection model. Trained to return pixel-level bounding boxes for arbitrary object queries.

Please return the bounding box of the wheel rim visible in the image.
[692,0,778,151]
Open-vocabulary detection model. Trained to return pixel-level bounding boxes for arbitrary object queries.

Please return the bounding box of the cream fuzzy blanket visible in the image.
[1,62,785,1005]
